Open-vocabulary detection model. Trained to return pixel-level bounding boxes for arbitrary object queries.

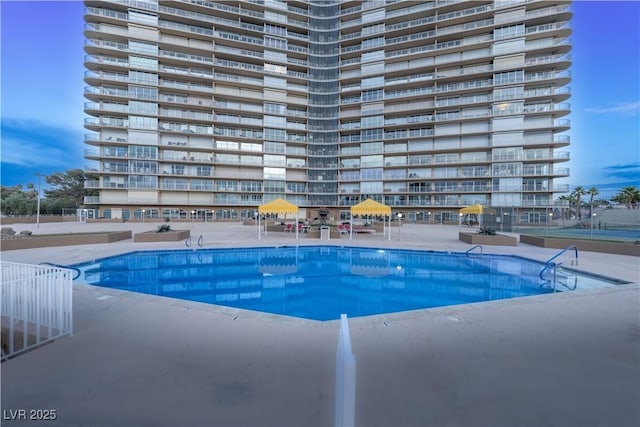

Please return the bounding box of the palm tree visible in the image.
[587,187,599,218]
[612,186,640,209]
[557,194,576,219]
[571,186,587,220]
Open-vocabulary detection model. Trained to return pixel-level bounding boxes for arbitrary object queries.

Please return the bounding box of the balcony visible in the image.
[84,196,100,204]
[84,149,100,159]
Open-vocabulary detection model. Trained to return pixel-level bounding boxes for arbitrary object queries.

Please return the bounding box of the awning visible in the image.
[459,204,484,215]
[349,199,392,241]
[257,198,299,239]
[258,198,299,215]
[350,199,391,216]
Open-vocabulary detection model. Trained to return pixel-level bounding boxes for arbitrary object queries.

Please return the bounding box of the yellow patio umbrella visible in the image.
[459,204,489,227]
[257,198,299,239]
[459,204,484,215]
[349,199,392,240]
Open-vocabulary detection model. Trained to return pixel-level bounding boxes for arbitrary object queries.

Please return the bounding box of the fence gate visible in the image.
[1,262,73,361]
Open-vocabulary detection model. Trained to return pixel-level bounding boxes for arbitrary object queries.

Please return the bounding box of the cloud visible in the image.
[1,118,84,169]
[603,163,640,180]
[585,101,640,115]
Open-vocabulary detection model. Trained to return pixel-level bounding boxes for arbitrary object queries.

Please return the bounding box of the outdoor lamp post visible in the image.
[142,209,145,223]
[591,213,596,239]
[191,210,196,227]
[427,211,431,224]
[35,173,45,228]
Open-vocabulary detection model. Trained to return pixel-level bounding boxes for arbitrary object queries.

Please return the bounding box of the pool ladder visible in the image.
[185,235,204,249]
[465,245,483,256]
[539,245,579,292]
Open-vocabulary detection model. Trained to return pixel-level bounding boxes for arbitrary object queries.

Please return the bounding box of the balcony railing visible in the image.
[84,196,100,204]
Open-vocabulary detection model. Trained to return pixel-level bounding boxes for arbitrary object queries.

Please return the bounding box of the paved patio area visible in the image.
[1,220,639,426]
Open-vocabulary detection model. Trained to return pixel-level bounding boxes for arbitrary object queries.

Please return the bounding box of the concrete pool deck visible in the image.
[1,220,639,426]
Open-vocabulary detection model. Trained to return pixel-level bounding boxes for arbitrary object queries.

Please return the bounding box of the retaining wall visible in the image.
[520,235,640,256]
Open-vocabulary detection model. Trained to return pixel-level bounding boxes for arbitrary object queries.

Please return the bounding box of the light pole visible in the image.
[191,210,196,227]
[397,213,402,239]
[142,209,146,223]
[427,211,431,224]
[35,173,45,228]
[591,213,596,239]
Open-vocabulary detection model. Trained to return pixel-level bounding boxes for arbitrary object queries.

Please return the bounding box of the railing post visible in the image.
[335,314,356,427]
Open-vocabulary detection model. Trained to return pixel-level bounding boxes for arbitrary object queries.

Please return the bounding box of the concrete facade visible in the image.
[83,0,572,224]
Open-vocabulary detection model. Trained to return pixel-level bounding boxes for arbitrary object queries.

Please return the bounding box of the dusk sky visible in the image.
[1,1,639,199]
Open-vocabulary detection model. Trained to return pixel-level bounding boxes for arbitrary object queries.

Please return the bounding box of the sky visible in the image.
[1,0,639,199]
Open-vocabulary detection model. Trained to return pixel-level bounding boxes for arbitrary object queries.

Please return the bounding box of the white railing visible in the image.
[335,314,356,427]
[1,262,73,361]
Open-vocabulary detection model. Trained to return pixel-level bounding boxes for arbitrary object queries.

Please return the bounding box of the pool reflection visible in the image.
[77,246,553,321]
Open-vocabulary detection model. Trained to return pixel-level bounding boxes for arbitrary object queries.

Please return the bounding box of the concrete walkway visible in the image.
[1,221,639,427]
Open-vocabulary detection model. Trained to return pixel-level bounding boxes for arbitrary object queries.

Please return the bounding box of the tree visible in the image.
[44,169,98,209]
[557,194,576,219]
[612,186,640,209]
[570,186,587,220]
[0,185,37,215]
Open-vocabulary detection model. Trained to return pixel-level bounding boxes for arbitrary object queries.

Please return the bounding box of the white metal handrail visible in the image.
[1,262,73,361]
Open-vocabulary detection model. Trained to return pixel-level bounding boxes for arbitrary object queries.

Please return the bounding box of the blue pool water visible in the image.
[72,246,616,321]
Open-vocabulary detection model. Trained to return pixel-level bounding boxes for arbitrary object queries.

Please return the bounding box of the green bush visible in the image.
[478,227,496,236]
[156,224,172,233]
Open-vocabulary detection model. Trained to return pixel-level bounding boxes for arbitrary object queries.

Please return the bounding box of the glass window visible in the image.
[129,55,158,70]
[129,40,158,55]
[264,154,286,167]
[494,70,524,85]
[129,85,158,100]
[362,89,383,101]
[264,167,285,179]
[241,181,262,192]
[129,145,157,159]
[361,168,382,180]
[190,179,212,191]
[264,103,287,115]
[494,24,525,39]
[361,155,383,167]
[362,36,384,49]
[216,180,238,191]
[129,116,157,130]
[361,115,383,128]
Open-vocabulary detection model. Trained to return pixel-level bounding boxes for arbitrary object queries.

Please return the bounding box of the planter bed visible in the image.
[133,230,190,242]
[1,231,132,251]
[520,234,640,257]
[459,232,518,246]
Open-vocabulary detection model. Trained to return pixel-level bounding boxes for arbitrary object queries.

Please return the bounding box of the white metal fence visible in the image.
[1,262,73,361]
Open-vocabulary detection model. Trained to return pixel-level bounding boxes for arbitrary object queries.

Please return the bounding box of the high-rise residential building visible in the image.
[83,0,571,224]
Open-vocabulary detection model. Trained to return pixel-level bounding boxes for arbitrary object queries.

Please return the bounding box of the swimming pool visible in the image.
[72,246,621,321]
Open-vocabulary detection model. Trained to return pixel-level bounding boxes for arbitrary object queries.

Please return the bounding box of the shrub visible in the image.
[156,224,172,233]
[478,227,496,236]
